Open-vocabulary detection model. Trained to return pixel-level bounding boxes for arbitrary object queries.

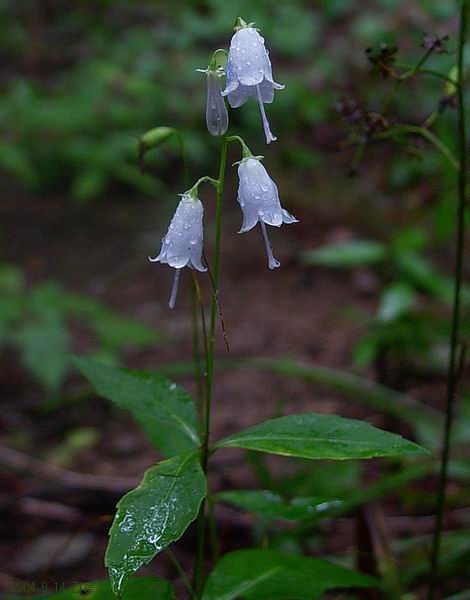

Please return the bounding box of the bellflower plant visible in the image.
[222,18,284,144]
[237,155,298,269]
[73,15,432,600]
[149,191,206,309]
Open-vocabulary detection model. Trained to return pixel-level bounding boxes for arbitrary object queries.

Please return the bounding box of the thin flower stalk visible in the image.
[428,2,468,598]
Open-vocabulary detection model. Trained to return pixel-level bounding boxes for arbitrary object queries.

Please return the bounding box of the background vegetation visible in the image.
[0,1,468,598]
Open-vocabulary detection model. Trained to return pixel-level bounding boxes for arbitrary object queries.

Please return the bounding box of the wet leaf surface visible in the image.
[217,489,342,521]
[105,452,205,597]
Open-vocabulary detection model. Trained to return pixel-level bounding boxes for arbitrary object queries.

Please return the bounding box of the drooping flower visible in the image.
[203,68,229,136]
[222,21,284,144]
[237,156,298,269]
[150,193,206,308]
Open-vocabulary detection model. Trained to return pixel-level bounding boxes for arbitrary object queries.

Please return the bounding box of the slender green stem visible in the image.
[399,47,434,80]
[226,135,252,158]
[382,49,434,114]
[204,134,228,465]
[375,124,460,172]
[193,135,228,598]
[189,176,219,196]
[166,548,193,596]
[395,62,459,86]
[428,3,468,598]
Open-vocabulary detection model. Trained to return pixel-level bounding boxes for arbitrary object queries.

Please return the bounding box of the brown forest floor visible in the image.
[0,183,451,597]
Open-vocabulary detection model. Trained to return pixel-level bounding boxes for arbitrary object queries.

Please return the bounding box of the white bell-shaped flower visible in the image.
[237,156,298,269]
[222,25,284,144]
[150,193,206,308]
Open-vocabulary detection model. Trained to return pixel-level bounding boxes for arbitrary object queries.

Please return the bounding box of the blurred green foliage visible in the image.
[0,263,158,394]
[302,227,470,372]
[0,0,456,201]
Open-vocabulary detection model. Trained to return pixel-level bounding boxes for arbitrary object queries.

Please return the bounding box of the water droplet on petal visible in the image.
[261,184,268,192]
[258,210,264,216]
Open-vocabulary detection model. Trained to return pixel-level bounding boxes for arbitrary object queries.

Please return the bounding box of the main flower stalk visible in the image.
[193,135,228,598]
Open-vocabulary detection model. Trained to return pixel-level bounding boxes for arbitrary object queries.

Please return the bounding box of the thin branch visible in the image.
[0,444,139,493]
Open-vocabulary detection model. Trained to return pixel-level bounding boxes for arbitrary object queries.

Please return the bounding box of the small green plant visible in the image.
[0,263,157,395]
[66,17,431,600]
[301,228,470,373]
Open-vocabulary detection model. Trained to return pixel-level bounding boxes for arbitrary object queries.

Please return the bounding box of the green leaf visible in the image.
[202,549,377,600]
[217,490,341,521]
[215,413,429,460]
[377,282,416,322]
[106,452,206,598]
[16,316,71,392]
[155,356,440,432]
[300,240,387,268]
[92,312,158,349]
[25,285,158,349]
[74,357,199,456]
[26,576,174,599]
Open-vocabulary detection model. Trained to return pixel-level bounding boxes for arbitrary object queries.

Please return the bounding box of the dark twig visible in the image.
[428,3,468,598]
[0,445,139,492]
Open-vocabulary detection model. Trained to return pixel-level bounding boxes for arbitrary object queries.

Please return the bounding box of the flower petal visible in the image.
[257,79,275,104]
[221,59,239,97]
[228,28,267,87]
[226,83,254,108]
[282,208,299,224]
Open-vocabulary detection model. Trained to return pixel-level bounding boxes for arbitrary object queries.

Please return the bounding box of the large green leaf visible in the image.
[300,240,387,268]
[215,413,429,459]
[155,356,440,431]
[106,452,206,598]
[202,549,377,600]
[217,490,341,521]
[74,357,199,456]
[20,577,174,600]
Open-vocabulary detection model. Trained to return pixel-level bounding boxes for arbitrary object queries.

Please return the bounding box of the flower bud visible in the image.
[205,70,229,136]
[138,127,177,171]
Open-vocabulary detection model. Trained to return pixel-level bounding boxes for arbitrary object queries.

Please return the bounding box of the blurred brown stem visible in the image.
[428,2,469,598]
